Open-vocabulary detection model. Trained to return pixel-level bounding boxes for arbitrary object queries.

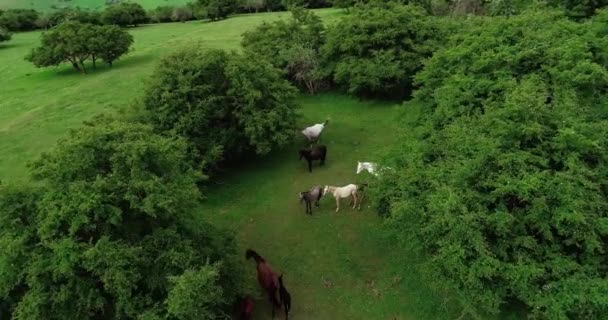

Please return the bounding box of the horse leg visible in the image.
[358,192,364,210]
[352,192,358,209]
[307,201,312,214]
[269,293,276,319]
[335,197,340,213]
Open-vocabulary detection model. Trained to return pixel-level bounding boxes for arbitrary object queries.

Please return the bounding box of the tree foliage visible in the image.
[196,0,239,21]
[0,117,243,319]
[0,27,10,43]
[102,2,148,27]
[0,9,38,31]
[26,21,133,73]
[242,8,325,93]
[375,9,608,319]
[322,2,446,98]
[143,48,298,172]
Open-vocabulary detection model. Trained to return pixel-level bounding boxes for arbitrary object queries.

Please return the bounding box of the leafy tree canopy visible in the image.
[0,117,243,319]
[196,0,239,21]
[0,27,10,42]
[143,48,298,172]
[102,2,148,27]
[375,8,608,319]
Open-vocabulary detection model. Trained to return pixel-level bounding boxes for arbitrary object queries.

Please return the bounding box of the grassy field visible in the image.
[0,0,191,11]
[0,9,462,319]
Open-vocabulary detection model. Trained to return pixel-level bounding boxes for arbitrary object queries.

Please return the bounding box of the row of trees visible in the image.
[369,6,608,319]
[2,40,299,320]
[26,21,133,73]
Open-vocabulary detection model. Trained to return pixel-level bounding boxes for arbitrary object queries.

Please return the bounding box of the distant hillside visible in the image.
[0,0,192,11]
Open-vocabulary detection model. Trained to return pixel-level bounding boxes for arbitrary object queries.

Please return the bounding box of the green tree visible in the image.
[26,21,95,74]
[242,8,325,93]
[196,0,239,20]
[102,2,148,27]
[143,48,297,172]
[548,0,608,18]
[148,6,175,23]
[0,27,10,43]
[0,9,38,31]
[0,117,243,319]
[93,25,134,67]
[322,2,445,98]
[375,9,608,319]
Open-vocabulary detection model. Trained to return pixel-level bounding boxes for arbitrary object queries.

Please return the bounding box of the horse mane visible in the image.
[245,249,265,263]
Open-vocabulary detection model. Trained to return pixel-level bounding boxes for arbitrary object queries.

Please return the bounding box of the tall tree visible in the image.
[0,27,10,43]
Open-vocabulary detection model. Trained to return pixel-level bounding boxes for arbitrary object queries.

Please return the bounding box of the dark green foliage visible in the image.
[196,0,239,20]
[47,8,102,27]
[282,0,332,8]
[0,118,243,319]
[143,48,298,172]
[548,0,608,18]
[322,2,445,98]
[376,9,608,319]
[0,9,38,31]
[26,21,133,73]
[0,27,10,42]
[149,6,175,23]
[102,2,148,27]
[242,8,325,93]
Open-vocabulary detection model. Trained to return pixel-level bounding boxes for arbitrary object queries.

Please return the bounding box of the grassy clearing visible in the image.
[0,9,344,182]
[0,0,191,11]
[201,94,456,319]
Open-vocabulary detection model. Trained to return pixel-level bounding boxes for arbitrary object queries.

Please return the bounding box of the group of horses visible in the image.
[243,120,380,319]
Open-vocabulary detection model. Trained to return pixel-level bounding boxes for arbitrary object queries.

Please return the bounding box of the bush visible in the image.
[242,8,325,93]
[172,6,194,22]
[47,8,102,27]
[26,21,133,73]
[149,5,175,23]
[143,48,298,171]
[376,9,608,319]
[102,2,148,27]
[0,27,10,43]
[0,9,38,31]
[548,0,608,18]
[196,0,239,20]
[0,117,243,319]
[322,2,445,98]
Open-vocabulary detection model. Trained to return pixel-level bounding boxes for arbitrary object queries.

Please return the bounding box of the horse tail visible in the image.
[245,249,265,263]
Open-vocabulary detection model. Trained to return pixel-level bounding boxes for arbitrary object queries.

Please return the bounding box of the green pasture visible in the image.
[0,9,463,319]
[0,0,191,11]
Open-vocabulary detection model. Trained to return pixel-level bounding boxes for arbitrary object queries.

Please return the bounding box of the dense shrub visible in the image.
[149,5,175,23]
[322,2,445,98]
[242,8,325,93]
[548,0,608,18]
[0,27,10,43]
[102,2,148,27]
[47,8,102,27]
[196,0,239,20]
[172,6,195,22]
[26,21,133,73]
[375,9,608,319]
[0,9,38,31]
[0,117,243,319]
[143,48,298,171]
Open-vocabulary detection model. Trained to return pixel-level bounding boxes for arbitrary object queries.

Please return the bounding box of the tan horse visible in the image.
[323,184,361,212]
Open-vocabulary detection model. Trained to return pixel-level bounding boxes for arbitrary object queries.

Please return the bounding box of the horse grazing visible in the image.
[299,185,323,214]
[299,145,327,173]
[279,274,291,320]
[302,120,328,144]
[323,184,362,212]
[246,249,281,318]
[238,296,254,320]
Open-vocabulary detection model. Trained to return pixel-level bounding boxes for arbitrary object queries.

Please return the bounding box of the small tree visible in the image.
[26,21,94,74]
[149,5,175,23]
[196,0,239,21]
[0,27,10,43]
[143,48,298,171]
[94,25,133,67]
[102,2,148,27]
[172,6,194,22]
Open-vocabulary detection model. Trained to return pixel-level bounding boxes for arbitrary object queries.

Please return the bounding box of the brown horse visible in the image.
[246,249,281,318]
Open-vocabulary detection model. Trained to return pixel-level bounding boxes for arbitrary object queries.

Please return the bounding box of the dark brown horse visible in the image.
[238,296,254,320]
[299,144,327,173]
[279,274,291,320]
[246,249,281,318]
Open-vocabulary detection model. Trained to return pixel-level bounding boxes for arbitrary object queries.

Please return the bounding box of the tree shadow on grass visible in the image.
[51,53,157,77]
[0,43,19,50]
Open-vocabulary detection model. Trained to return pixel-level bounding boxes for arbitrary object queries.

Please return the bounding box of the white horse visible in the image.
[302,120,328,144]
[323,184,361,212]
[356,162,378,176]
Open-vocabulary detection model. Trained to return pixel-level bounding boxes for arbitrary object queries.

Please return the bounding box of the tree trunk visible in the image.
[80,61,87,74]
[72,62,81,72]
[109,61,113,68]
[92,56,97,69]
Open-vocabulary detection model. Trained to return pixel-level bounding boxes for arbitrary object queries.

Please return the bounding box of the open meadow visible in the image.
[0,9,460,320]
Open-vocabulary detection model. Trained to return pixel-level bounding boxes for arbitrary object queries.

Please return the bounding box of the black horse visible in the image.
[299,145,327,173]
[299,185,323,214]
[279,274,291,320]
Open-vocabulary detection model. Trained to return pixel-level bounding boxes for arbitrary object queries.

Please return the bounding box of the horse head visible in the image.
[299,192,306,202]
[323,185,329,196]
[356,161,363,174]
